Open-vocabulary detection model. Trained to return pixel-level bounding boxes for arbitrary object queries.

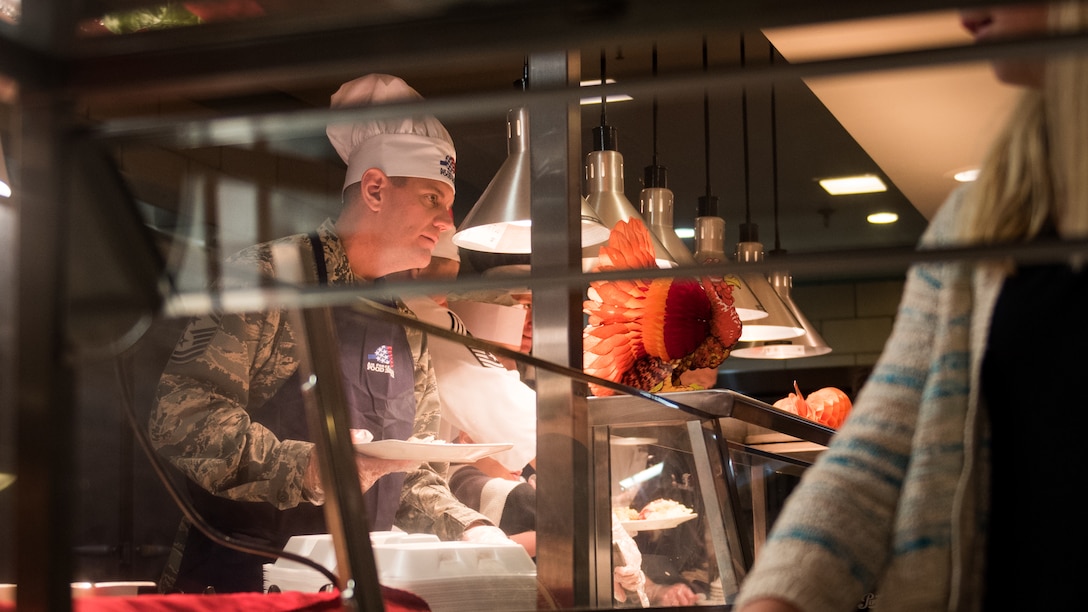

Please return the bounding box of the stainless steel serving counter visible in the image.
[587,388,834,445]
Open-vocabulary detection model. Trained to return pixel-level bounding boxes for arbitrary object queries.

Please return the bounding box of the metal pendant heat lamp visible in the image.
[584,49,677,269]
[733,236,804,342]
[690,38,767,322]
[641,172,694,266]
[733,44,831,358]
[729,36,804,343]
[640,45,696,267]
[453,65,610,254]
[693,195,766,322]
[732,267,831,358]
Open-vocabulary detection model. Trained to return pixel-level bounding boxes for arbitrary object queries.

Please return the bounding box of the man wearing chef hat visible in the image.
[149,73,503,594]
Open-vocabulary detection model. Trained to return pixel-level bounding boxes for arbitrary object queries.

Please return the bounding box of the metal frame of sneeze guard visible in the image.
[586,388,834,607]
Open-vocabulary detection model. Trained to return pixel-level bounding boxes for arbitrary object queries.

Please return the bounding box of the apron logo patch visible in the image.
[366,344,396,378]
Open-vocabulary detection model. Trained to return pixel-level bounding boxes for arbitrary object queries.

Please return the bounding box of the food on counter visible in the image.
[614,499,695,522]
[636,498,694,521]
[582,218,742,396]
[773,381,814,420]
[806,387,852,428]
[773,381,852,429]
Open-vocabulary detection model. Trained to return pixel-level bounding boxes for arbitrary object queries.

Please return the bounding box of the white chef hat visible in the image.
[326,73,456,193]
[432,227,460,262]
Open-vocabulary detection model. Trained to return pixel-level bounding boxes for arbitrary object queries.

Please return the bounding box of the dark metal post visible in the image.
[15,86,75,612]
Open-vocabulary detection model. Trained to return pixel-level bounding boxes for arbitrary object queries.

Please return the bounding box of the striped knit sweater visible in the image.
[734,186,1002,612]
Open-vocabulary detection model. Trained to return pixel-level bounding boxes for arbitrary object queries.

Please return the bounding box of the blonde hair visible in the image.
[961,1,1088,243]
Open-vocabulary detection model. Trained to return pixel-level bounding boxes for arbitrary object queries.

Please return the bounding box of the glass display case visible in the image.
[587,389,833,607]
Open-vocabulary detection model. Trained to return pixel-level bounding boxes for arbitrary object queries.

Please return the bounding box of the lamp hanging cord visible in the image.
[112,358,341,590]
[600,48,608,124]
[702,37,711,201]
[652,44,659,168]
[770,45,782,253]
[741,36,752,228]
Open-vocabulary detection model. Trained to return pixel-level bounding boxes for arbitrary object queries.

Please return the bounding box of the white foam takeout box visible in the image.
[263,532,537,612]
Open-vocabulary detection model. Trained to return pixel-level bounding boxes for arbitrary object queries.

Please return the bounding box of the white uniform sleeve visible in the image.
[403,296,537,472]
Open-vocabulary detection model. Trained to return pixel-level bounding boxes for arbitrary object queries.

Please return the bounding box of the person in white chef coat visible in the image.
[400,235,705,610]
[398,230,539,556]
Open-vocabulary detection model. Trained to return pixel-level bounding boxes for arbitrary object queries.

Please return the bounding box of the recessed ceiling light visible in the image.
[818,174,887,196]
[867,212,899,224]
[580,78,633,105]
[674,227,695,239]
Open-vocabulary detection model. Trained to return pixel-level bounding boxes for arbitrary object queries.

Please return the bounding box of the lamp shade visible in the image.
[692,214,768,322]
[733,241,805,342]
[640,181,696,267]
[0,136,11,198]
[585,147,676,268]
[735,272,805,341]
[580,196,612,247]
[732,268,831,358]
[453,106,609,253]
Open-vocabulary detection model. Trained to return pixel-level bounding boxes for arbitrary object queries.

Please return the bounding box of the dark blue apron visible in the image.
[175,235,416,593]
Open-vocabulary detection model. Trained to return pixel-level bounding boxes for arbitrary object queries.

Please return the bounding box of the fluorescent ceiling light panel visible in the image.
[580,78,633,105]
[818,174,887,195]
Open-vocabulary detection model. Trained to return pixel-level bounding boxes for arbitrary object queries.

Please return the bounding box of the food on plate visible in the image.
[615,499,695,522]
[772,381,852,429]
[636,498,694,521]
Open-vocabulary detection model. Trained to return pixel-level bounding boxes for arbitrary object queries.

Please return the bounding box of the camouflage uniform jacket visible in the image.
[149,219,488,540]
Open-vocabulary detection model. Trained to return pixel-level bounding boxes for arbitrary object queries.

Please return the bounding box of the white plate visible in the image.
[354,440,513,463]
[621,513,697,534]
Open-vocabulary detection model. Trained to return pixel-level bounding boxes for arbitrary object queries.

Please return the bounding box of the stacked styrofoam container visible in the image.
[262,533,340,593]
[263,532,537,612]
